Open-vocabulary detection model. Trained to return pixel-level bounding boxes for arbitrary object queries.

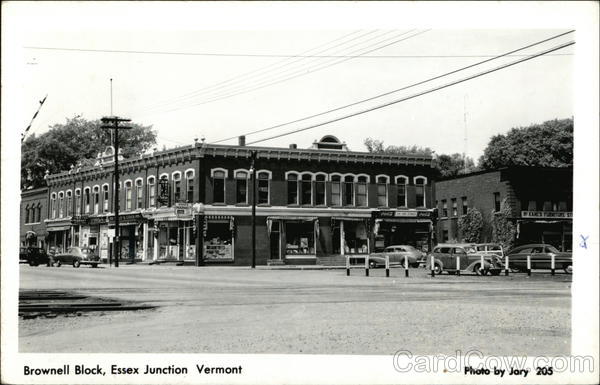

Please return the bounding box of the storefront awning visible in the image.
[47,225,71,231]
[267,216,317,221]
[331,217,368,221]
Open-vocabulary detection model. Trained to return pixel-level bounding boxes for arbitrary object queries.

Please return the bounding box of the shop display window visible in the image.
[204,221,233,260]
[285,222,315,255]
[343,221,368,254]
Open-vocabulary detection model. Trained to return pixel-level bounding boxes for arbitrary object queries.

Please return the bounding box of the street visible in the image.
[19,264,571,355]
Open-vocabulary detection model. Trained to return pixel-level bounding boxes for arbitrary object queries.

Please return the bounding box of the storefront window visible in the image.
[331,175,341,206]
[287,173,298,205]
[344,221,368,254]
[315,174,326,206]
[147,177,156,207]
[285,221,315,255]
[66,191,72,217]
[235,171,248,204]
[343,176,354,206]
[212,170,226,204]
[124,181,132,211]
[103,185,109,212]
[258,171,270,204]
[396,176,408,207]
[415,176,427,207]
[185,170,194,202]
[301,174,312,205]
[356,176,367,207]
[204,220,233,261]
[377,176,388,207]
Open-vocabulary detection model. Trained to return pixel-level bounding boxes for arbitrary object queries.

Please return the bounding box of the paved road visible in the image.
[19,264,571,355]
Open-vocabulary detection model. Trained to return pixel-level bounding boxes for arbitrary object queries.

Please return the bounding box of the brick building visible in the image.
[25,135,438,266]
[20,187,49,248]
[435,167,573,251]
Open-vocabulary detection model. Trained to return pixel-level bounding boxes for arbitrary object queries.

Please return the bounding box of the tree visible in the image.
[436,153,478,178]
[21,116,156,189]
[363,138,433,156]
[491,198,516,252]
[457,207,483,243]
[479,118,573,169]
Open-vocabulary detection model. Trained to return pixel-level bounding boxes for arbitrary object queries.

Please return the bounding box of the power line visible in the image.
[139,30,429,117]
[23,45,573,59]
[213,30,574,144]
[246,40,574,146]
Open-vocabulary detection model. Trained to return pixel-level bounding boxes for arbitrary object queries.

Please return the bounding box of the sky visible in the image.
[3,2,582,163]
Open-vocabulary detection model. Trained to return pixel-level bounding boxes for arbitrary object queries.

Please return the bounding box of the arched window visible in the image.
[286,172,299,205]
[124,180,132,211]
[58,191,64,218]
[158,175,169,206]
[257,170,271,205]
[66,190,73,217]
[356,176,368,207]
[414,176,427,208]
[376,175,389,207]
[93,186,100,214]
[185,169,195,202]
[343,175,354,206]
[330,175,342,206]
[50,193,57,218]
[235,170,248,204]
[24,204,30,224]
[83,188,91,214]
[172,172,182,203]
[395,176,408,208]
[75,189,81,215]
[36,203,42,223]
[211,169,227,204]
[147,176,156,207]
[301,174,312,205]
[314,174,326,206]
[102,184,110,212]
[135,179,144,209]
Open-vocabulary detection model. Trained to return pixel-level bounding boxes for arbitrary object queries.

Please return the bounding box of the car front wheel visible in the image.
[433,263,443,275]
[73,260,81,268]
[474,264,488,276]
[54,260,62,267]
[563,264,573,274]
[369,261,378,269]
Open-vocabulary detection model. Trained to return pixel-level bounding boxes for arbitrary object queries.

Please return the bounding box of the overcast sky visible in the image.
[2,2,591,163]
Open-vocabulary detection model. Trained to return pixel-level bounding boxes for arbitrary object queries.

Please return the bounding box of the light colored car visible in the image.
[507,244,572,273]
[475,243,505,258]
[53,247,100,268]
[426,243,504,275]
[367,245,422,268]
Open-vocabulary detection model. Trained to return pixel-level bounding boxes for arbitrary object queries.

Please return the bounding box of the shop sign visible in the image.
[71,215,90,225]
[89,217,109,225]
[108,213,144,224]
[521,211,572,219]
[373,210,432,219]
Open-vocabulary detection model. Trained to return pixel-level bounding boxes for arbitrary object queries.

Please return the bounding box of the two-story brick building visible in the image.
[20,187,49,248]
[33,135,438,266]
[435,166,573,251]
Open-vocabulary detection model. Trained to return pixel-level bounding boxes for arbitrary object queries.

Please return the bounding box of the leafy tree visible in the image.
[363,138,433,156]
[21,116,156,189]
[491,198,516,252]
[479,118,573,169]
[436,153,478,178]
[458,207,483,243]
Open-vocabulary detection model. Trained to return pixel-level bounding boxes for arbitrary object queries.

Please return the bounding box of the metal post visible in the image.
[456,255,460,276]
[527,255,531,276]
[385,255,390,277]
[551,254,555,276]
[404,255,409,277]
[346,256,350,276]
[505,255,510,276]
[480,255,484,276]
[250,151,257,269]
[365,255,369,277]
[430,254,435,277]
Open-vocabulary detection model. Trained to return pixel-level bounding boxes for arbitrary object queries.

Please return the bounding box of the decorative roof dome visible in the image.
[311,135,348,151]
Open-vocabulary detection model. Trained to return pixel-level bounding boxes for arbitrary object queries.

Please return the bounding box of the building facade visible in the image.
[25,135,438,265]
[435,167,573,251]
[20,187,49,248]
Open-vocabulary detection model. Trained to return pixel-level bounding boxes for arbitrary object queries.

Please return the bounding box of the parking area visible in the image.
[19,264,571,355]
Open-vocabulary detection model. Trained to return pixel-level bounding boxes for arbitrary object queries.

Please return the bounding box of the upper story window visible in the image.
[24,205,31,224]
[158,175,169,206]
[211,169,227,204]
[83,188,91,214]
[50,193,57,219]
[343,175,354,206]
[235,170,248,204]
[414,176,427,208]
[287,173,298,205]
[331,175,342,206]
[301,174,312,205]
[172,172,182,203]
[65,190,72,217]
[58,191,64,218]
[103,185,110,212]
[136,179,144,209]
[314,174,326,206]
[494,192,501,212]
[36,204,42,222]
[452,198,457,217]
[356,175,368,207]
[147,176,156,208]
[185,170,195,202]
[376,175,389,207]
[461,196,468,215]
[395,176,408,208]
[257,171,271,205]
[93,186,100,214]
[442,199,448,217]
[124,180,133,211]
[75,189,81,215]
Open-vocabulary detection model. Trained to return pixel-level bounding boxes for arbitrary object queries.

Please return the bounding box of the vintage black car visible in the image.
[19,247,50,266]
[507,244,572,273]
[52,247,100,268]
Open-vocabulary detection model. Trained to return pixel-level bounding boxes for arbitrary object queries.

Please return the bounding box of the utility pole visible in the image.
[250,150,257,269]
[101,116,132,268]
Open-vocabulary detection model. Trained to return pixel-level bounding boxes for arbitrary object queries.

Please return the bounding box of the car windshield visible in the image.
[545,245,560,253]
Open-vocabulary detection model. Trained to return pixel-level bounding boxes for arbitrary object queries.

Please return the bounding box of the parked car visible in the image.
[19,247,50,266]
[367,245,423,268]
[426,243,504,275]
[52,247,100,268]
[506,244,572,273]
